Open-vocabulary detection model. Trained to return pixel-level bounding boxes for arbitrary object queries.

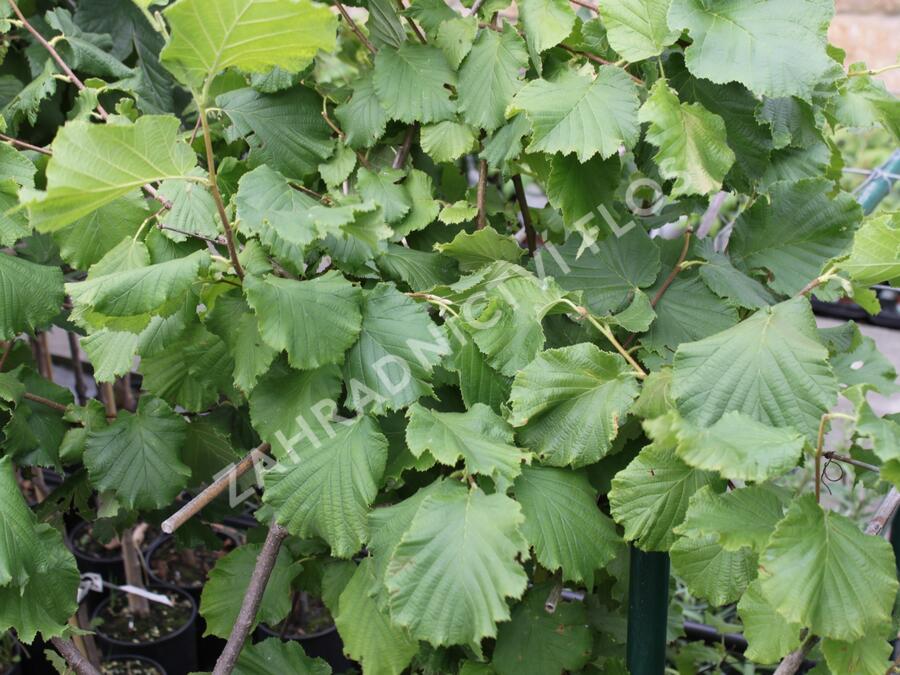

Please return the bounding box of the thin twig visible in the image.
[650,227,693,308]
[512,174,536,254]
[814,413,829,503]
[161,444,270,534]
[559,45,643,84]
[392,124,418,170]
[212,523,290,675]
[320,107,372,169]
[334,0,376,54]
[199,109,244,279]
[101,381,117,420]
[467,0,487,15]
[476,159,488,230]
[569,0,598,11]
[773,635,818,675]
[823,451,879,474]
[395,0,427,43]
[23,392,68,412]
[0,133,51,155]
[795,265,837,298]
[66,332,87,405]
[50,637,101,675]
[157,223,226,246]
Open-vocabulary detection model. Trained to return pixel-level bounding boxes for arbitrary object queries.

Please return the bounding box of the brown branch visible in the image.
[320,108,372,170]
[161,444,270,534]
[476,159,488,230]
[396,0,427,43]
[392,124,418,170]
[157,223,226,245]
[773,634,817,675]
[50,637,101,675]
[101,381,117,420]
[0,133,51,155]
[199,110,244,279]
[650,227,692,308]
[334,0,376,55]
[823,451,879,474]
[212,523,290,675]
[512,174,536,254]
[23,392,68,412]
[8,0,109,119]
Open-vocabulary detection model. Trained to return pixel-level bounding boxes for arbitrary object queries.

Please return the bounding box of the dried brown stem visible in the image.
[161,444,270,534]
[512,174,537,254]
[199,110,244,279]
[650,227,693,308]
[212,523,290,675]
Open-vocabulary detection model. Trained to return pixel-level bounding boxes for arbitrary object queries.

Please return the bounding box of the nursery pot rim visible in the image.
[91,585,198,649]
[101,652,167,674]
[143,531,239,591]
[67,520,123,564]
[257,618,338,642]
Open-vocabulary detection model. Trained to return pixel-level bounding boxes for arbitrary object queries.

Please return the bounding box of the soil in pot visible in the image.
[260,593,353,672]
[145,533,238,670]
[101,655,166,675]
[93,588,197,675]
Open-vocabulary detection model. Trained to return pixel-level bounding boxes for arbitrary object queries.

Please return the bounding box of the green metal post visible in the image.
[626,547,669,674]
[856,149,900,215]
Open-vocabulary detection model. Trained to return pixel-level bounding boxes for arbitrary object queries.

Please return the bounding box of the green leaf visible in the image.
[675,484,785,552]
[161,0,337,93]
[508,66,640,162]
[84,396,190,510]
[264,416,387,557]
[458,26,528,132]
[406,402,529,490]
[80,330,140,383]
[67,249,208,320]
[609,443,723,551]
[373,44,458,124]
[446,318,511,414]
[0,525,80,645]
[244,271,362,370]
[670,535,756,605]
[696,244,776,310]
[218,87,334,180]
[759,494,898,640]
[491,584,593,675]
[598,0,678,61]
[509,344,640,467]
[234,639,332,675]
[0,454,48,587]
[334,559,419,675]
[367,0,407,50]
[384,483,528,649]
[181,416,242,485]
[0,254,64,340]
[357,168,411,224]
[672,298,838,443]
[394,169,441,238]
[343,283,448,414]
[157,171,220,241]
[638,80,735,197]
[736,579,801,664]
[24,116,197,231]
[514,465,619,587]
[435,226,524,272]
[248,359,343,460]
[319,144,357,188]
[730,179,862,295]
[205,290,277,392]
[200,542,300,638]
[667,0,834,98]
[841,212,900,285]
[439,200,477,224]
[519,0,575,67]
[435,17,478,69]
[822,635,893,675]
[666,411,806,482]
[531,229,660,315]
[376,244,458,291]
[335,74,390,149]
[420,121,477,162]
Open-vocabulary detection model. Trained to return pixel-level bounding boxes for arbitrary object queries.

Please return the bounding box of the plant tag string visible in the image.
[77,573,174,607]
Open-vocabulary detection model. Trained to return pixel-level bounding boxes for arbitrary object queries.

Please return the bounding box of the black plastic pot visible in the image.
[144,533,239,670]
[101,654,167,675]
[92,587,197,675]
[67,522,125,583]
[256,623,353,673]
